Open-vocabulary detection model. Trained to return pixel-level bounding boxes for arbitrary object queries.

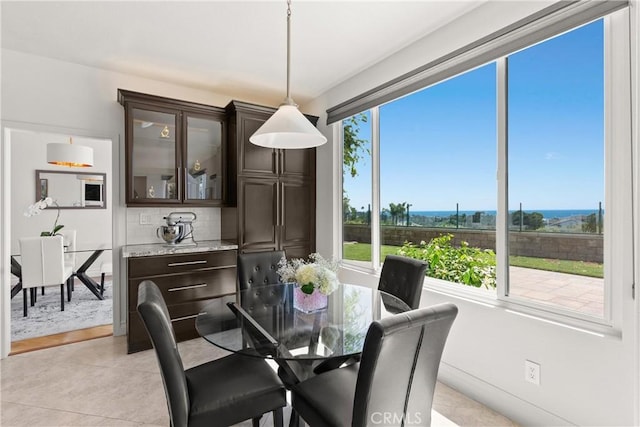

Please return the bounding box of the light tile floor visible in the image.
[1,336,516,427]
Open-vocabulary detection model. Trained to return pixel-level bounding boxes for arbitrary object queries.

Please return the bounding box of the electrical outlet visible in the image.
[139,213,152,225]
[525,360,540,385]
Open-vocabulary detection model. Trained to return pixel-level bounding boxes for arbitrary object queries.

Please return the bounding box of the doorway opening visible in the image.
[7,129,114,353]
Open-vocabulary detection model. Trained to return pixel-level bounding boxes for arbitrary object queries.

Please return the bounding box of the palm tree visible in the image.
[398,202,407,225]
[388,203,398,225]
[389,202,407,225]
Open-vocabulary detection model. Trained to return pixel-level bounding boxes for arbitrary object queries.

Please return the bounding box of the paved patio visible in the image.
[344,259,605,318]
[509,266,604,317]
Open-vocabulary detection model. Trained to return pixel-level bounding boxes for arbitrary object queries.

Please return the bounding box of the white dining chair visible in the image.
[19,236,74,317]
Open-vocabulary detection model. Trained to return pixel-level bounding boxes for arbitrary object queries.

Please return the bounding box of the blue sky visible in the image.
[344,19,604,213]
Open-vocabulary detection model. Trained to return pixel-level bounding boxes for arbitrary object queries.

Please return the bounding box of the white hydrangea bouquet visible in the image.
[277,252,340,296]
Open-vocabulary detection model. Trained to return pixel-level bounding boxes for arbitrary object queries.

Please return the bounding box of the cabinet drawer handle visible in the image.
[167,260,207,267]
[171,314,199,322]
[168,283,208,292]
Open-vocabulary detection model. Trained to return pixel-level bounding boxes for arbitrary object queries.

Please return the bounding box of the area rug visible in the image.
[11,279,113,341]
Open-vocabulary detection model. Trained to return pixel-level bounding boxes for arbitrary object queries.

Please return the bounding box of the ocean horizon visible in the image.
[408,209,602,218]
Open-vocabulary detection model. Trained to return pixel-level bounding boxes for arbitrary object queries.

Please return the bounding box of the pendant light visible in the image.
[47,137,94,167]
[249,0,327,149]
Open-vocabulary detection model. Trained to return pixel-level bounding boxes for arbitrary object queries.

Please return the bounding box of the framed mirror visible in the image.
[35,170,107,209]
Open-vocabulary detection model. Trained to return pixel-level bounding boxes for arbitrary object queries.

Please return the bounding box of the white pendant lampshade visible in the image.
[47,137,94,167]
[249,0,326,149]
[250,104,326,149]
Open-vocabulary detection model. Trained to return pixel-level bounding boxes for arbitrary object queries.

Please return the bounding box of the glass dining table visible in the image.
[195,283,410,378]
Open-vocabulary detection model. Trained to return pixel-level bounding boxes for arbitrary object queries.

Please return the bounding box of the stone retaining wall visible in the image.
[344,225,603,263]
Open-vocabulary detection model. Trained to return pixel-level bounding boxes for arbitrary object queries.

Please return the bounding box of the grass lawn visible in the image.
[343,243,398,261]
[343,242,603,278]
[509,255,603,278]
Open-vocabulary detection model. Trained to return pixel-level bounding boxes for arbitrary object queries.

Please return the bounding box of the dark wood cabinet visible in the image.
[280,179,315,258]
[238,176,278,251]
[236,176,315,256]
[118,90,227,207]
[233,110,314,178]
[223,101,316,258]
[126,249,237,353]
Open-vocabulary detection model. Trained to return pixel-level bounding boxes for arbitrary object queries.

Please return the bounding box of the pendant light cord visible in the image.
[284,0,296,106]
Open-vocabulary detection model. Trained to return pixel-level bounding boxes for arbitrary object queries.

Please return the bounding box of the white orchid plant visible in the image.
[24,197,64,237]
[277,252,340,295]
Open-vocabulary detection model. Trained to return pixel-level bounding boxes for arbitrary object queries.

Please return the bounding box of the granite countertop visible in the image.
[121,240,238,258]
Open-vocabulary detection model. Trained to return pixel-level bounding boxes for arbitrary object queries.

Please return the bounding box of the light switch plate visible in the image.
[139,213,152,225]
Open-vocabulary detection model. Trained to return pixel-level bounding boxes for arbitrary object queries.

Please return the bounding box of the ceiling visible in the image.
[1,1,484,105]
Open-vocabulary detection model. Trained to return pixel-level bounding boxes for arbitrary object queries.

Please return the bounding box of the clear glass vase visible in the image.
[293,286,328,313]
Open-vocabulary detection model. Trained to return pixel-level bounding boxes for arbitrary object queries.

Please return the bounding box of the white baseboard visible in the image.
[438,362,573,426]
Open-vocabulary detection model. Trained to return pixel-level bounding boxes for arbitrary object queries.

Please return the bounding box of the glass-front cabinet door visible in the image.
[119,89,227,207]
[128,105,181,204]
[184,114,224,204]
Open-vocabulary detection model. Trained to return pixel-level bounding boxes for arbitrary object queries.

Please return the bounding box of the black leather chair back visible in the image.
[137,280,189,427]
[378,255,428,309]
[353,303,458,427]
[238,251,285,291]
[238,251,306,385]
[238,251,287,320]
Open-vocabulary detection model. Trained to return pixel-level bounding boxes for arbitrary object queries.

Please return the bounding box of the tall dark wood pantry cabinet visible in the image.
[223,101,317,259]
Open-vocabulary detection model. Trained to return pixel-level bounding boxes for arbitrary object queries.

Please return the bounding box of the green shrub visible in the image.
[398,233,496,289]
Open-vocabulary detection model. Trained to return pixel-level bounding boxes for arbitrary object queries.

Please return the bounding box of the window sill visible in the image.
[339,262,620,338]
[423,278,620,339]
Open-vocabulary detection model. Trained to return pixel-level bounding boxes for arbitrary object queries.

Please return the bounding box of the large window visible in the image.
[506,20,605,317]
[339,15,627,325]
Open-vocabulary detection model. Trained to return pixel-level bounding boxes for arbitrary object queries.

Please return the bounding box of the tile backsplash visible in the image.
[126,207,221,245]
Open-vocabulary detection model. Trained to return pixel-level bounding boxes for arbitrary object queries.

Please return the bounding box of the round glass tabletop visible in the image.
[196,283,411,361]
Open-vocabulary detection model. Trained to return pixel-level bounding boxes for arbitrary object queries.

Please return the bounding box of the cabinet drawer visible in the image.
[127,295,236,353]
[128,268,236,309]
[128,250,237,278]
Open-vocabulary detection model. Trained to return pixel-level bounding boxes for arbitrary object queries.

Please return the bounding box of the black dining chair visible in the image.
[136,280,287,427]
[238,250,285,290]
[378,254,429,310]
[237,251,313,384]
[237,251,288,325]
[290,303,458,427]
[237,251,293,352]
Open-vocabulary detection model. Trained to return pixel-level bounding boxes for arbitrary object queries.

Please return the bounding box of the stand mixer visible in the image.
[157,212,197,246]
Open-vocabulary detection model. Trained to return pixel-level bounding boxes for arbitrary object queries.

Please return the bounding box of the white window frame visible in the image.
[339,110,379,273]
[337,10,632,335]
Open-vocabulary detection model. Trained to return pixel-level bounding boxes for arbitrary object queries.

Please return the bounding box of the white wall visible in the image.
[126,207,220,245]
[309,1,638,426]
